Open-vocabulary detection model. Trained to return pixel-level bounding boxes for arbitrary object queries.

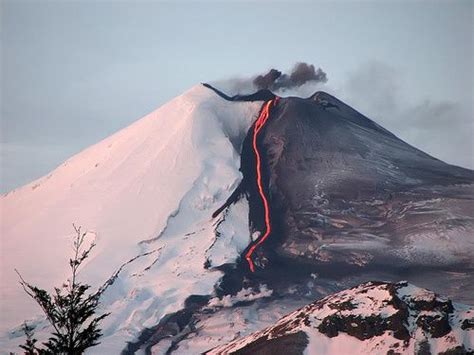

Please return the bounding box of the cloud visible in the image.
[343,61,399,115]
[337,61,473,169]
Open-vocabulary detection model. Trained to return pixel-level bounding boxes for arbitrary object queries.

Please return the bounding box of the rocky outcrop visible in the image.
[207,281,474,355]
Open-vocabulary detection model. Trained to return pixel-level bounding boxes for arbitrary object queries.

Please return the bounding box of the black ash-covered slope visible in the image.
[205,83,474,301]
[259,92,473,266]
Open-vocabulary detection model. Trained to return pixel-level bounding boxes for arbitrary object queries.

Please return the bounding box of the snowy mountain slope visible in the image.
[0,85,262,352]
[208,281,474,355]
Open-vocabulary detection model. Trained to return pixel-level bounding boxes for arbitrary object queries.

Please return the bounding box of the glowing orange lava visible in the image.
[245,97,280,272]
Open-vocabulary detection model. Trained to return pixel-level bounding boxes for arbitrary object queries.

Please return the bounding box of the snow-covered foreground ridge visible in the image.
[0,85,262,352]
[209,281,474,355]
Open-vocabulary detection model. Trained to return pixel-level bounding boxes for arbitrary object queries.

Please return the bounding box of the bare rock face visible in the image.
[207,281,474,355]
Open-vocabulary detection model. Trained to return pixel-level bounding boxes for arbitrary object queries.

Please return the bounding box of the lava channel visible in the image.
[245,97,280,272]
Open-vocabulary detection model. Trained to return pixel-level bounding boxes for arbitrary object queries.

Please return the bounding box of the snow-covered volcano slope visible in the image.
[208,281,474,355]
[1,85,262,352]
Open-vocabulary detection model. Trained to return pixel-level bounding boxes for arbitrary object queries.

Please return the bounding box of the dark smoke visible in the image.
[253,62,328,91]
[253,69,282,91]
[288,62,327,87]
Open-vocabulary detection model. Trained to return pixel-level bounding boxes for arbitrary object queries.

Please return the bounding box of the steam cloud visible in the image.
[253,62,328,91]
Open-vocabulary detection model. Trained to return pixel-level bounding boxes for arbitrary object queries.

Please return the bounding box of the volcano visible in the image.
[1,84,473,353]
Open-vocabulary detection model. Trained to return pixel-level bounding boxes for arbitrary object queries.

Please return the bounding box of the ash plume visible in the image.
[253,62,328,91]
[287,62,327,87]
[253,69,282,91]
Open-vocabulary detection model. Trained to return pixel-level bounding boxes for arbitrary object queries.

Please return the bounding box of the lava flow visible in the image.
[245,97,280,272]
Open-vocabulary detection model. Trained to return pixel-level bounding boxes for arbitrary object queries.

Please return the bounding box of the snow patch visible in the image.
[207,285,273,308]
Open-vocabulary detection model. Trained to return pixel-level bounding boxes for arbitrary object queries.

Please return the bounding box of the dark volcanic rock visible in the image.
[202,83,276,102]
[461,318,474,330]
[231,331,308,355]
[123,294,210,354]
[416,314,451,338]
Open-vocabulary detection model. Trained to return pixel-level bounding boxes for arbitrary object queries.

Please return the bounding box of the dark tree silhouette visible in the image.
[19,322,38,354]
[16,225,109,354]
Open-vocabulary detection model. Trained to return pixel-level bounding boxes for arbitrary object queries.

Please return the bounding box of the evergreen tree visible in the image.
[19,322,38,354]
[17,225,109,354]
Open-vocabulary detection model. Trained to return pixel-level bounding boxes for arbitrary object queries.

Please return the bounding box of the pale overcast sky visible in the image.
[1,0,473,193]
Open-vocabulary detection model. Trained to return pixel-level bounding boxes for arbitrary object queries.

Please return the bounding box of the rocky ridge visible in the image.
[208,281,474,355]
